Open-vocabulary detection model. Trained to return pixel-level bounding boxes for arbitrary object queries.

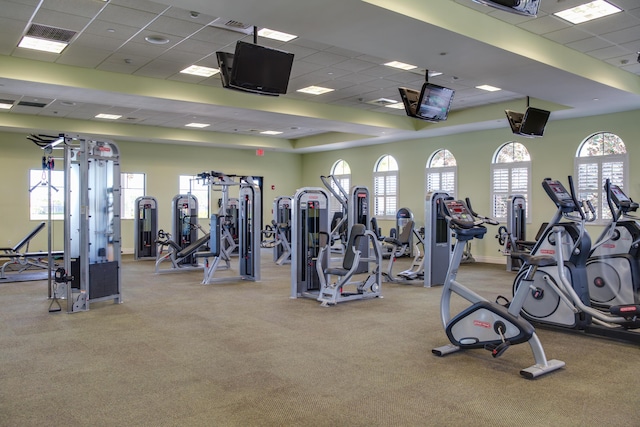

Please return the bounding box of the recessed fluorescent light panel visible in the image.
[185,123,210,128]
[257,28,298,42]
[385,102,405,110]
[384,61,417,70]
[554,0,622,24]
[260,130,283,135]
[0,100,14,110]
[297,86,334,95]
[95,113,122,120]
[18,36,68,53]
[476,84,501,92]
[180,65,220,77]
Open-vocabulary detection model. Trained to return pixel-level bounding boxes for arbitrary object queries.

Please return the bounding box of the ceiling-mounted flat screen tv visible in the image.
[398,87,421,118]
[216,51,234,89]
[416,82,455,122]
[398,83,455,122]
[220,40,294,96]
[505,107,550,138]
[471,0,540,17]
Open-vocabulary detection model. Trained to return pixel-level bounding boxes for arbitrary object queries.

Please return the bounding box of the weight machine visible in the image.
[424,191,451,287]
[496,195,530,271]
[198,171,261,284]
[395,208,414,257]
[29,134,122,313]
[290,187,330,300]
[154,194,209,273]
[272,196,292,265]
[320,175,348,254]
[134,196,157,260]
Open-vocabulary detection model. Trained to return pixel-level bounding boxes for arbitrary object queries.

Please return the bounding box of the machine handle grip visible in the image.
[465,197,499,226]
[567,176,585,220]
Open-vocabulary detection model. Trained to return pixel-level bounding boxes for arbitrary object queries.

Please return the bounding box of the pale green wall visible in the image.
[301,109,640,262]
[0,131,302,253]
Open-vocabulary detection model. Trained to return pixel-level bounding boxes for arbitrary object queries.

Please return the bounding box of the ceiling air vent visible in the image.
[26,23,76,43]
[208,18,254,35]
[18,101,48,108]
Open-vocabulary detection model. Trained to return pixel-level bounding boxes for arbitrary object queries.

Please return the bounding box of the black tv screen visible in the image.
[416,82,455,122]
[227,41,294,96]
[519,107,550,137]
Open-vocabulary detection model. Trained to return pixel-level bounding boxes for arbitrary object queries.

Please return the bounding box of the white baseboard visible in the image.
[470,255,506,265]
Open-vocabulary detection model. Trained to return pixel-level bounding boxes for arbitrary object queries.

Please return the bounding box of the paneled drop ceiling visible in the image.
[0,0,638,152]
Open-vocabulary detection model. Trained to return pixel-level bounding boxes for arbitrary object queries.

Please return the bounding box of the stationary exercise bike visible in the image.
[513,177,640,343]
[432,198,564,379]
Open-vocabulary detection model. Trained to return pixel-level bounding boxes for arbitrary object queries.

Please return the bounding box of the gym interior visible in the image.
[1,0,640,425]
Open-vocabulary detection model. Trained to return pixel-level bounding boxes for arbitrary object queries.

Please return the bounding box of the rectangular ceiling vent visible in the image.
[208,18,254,35]
[0,99,15,104]
[18,101,48,108]
[26,23,76,43]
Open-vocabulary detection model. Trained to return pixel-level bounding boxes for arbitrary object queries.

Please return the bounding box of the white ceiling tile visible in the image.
[40,0,106,19]
[33,9,91,32]
[539,0,594,14]
[517,15,571,35]
[600,25,640,45]
[107,0,169,14]
[620,40,640,52]
[160,7,218,25]
[279,43,318,60]
[543,27,592,45]
[146,15,204,38]
[133,59,182,78]
[171,38,224,56]
[84,20,141,41]
[118,40,176,57]
[73,33,126,51]
[331,58,377,73]
[56,46,112,68]
[289,61,323,78]
[302,51,349,66]
[586,45,630,60]
[96,4,159,28]
[189,26,245,45]
[11,48,58,62]
[566,36,614,53]
[578,11,639,36]
[0,0,36,20]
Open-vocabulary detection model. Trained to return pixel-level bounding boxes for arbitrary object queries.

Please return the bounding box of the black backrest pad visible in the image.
[343,224,366,269]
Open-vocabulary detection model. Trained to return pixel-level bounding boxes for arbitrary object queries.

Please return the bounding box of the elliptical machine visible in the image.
[513,177,640,343]
[586,180,640,309]
[432,198,564,379]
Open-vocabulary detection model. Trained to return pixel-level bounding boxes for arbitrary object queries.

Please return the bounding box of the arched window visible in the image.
[575,132,628,223]
[491,142,531,221]
[426,149,457,199]
[373,155,398,219]
[329,159,351,214]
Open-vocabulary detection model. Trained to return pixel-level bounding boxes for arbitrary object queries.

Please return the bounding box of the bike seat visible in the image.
[519,253,556,267]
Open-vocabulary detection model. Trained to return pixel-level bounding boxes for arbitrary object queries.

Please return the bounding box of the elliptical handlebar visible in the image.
[465,197,500,226]
[567,176,585,221]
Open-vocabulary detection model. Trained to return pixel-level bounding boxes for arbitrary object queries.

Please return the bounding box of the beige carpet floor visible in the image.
[1,252,639,426]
